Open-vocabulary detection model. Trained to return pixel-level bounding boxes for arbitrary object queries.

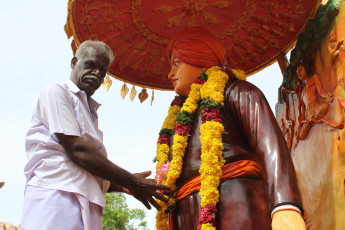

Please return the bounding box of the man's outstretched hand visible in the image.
[127,170,171,210]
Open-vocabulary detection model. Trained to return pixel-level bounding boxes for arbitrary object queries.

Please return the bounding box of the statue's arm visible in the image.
[311,74,333,101]
[225,80,303,212]
[226,80,305,229]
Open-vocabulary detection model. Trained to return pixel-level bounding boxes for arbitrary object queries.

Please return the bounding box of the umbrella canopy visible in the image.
[65,0,320,90]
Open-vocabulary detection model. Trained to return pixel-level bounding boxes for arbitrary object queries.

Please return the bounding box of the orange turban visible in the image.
[167,27,226,68]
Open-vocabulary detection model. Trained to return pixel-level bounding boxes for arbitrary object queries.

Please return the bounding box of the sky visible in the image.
[0,1,283,229]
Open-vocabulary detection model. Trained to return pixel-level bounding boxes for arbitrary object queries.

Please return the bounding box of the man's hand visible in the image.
[109,171,156,194]
[272,210,306,230]
[128,170,171,210]
[134,170,156,183]
[108,171,170,210]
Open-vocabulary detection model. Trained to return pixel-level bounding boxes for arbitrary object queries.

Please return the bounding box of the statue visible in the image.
[155,27,305,230]
[296,63,333,140]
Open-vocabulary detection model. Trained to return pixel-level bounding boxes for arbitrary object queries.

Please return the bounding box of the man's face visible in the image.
[70,47,110,97]
[296,65,308,81]
[168,51,205,97]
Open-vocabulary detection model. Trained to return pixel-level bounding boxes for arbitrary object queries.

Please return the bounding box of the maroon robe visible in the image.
[171,80,302,230]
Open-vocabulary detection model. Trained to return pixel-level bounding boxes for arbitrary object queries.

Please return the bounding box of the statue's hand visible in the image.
[271,210,306,230]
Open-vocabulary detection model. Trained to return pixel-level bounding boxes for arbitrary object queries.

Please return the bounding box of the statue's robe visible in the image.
[171,80,303,230]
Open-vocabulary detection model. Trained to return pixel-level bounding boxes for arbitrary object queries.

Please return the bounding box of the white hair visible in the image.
[75,40,115,64]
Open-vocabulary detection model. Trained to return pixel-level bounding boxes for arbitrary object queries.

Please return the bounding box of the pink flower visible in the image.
[194,78,207,85]
[202,108,222,124]
[156,175,163,183]
[221,66,234,79]
[175,123,193,135]
[197,204,217,229]
[156,161,170,183]
[158,134,170,145]
[171,97,185,107]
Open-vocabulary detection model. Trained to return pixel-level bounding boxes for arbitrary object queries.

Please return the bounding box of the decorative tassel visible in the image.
[138,89,149,103]
[64,23,72,39]
[129,86,137,101]
[103,76,112,91]
[151,90,155,106]
[64,0,74,39]
[120,83,129,99]
[71,39,77,55]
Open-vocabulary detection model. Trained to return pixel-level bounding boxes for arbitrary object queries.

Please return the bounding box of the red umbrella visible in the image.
[65,0,320,90]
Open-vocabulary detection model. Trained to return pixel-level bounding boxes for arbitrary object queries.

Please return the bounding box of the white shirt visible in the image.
[24,80,107,207]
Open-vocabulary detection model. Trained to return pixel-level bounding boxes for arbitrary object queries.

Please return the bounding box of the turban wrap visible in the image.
[167,27,226,68]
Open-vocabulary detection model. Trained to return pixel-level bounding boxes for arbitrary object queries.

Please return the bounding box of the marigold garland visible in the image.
[155,66,246,230]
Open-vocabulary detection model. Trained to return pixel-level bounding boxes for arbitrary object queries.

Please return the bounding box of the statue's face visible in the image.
[168,51,205,96]
[296,65,308,80]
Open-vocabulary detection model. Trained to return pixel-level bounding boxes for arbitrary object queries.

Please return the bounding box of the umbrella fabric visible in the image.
[65,0,319,90]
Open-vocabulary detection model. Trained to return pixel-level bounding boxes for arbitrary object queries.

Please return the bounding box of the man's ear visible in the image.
[71,57,77,68]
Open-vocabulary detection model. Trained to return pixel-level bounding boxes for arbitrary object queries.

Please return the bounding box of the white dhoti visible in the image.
[21,186,103,230]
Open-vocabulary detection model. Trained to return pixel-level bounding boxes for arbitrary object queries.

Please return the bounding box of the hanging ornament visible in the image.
[71,39,77,55]
[102,76,112,91]
[129,86,137,101]
[138,88,149,103]
[120,83,129,99]
[151,90,154,106]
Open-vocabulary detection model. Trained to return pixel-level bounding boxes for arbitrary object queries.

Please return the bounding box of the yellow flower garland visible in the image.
[156,82,203,230]
[199,121,225,207]
[166,82,202,190]
[156,103,182,230]
[156,66,245,230]
[156,105,181,170]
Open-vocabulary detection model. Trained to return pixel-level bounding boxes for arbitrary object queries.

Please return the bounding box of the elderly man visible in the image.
[22,40,169,230]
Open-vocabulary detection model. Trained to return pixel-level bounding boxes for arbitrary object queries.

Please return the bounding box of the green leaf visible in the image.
[200,98,222,112]
[197,72,208,80]
[159,128,172,136]
[176,110,194,124]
